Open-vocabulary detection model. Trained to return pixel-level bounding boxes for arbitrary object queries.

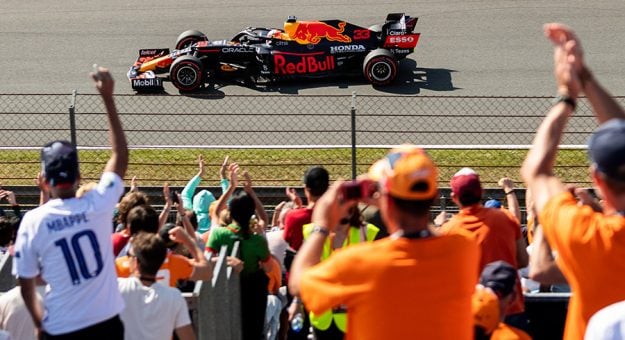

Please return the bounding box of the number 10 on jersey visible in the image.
[54,230,104,285]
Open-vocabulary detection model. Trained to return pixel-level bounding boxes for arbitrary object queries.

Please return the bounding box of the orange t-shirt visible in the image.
[441,205,524,315]
[540,192,625,340]
[266,257,282,294]
[491,322,532,340]
[526,215,535,245]
[299,231,479,340]
[115,251,194,287]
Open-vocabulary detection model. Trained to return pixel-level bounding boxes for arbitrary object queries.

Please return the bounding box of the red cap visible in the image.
[450,168,482,199]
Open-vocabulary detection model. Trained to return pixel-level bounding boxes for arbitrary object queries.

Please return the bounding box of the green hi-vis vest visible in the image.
[302,223,380,332]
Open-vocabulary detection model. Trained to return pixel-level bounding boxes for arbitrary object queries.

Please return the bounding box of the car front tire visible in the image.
[170,55,204,92]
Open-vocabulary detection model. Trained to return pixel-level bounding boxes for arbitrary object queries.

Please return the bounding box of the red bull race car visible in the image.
[128,13,420,92]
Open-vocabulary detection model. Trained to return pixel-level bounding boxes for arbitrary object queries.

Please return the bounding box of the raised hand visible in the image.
[91,66,114,97]
[220,155,230,179]
[242,171,253,193]
[198,155,205,178]
[229,163,240,187]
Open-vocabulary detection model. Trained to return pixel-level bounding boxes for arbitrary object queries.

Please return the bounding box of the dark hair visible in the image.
[131,232,167,276]
[118,191,149,225]
[303,166,329,197]
[599,171,625,195]
[389,196,433,216]
[158,223,178,249]
[347,205,363,227]
[458,193,481,207]
[178,210,197,231]
[228,191,255,235]
[0,217,18,247]
[127,205,159,236]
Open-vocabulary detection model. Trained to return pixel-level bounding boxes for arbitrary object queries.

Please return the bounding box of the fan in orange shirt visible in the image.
[440,168,528,324]
[289,145,479,340]
[521,23,625,340]
[116,222,211,287]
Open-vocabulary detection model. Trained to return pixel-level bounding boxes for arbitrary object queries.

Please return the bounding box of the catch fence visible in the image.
[1,93,612,187]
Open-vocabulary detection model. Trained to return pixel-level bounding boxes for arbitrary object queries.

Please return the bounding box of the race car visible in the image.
[128,13,420,92]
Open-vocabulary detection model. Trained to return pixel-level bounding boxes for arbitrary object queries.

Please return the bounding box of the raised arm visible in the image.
[498,177,521,222]
[169,226,212,282]
[94,67,128,179]
[159,182,173,228]
[175,192,197,238]
[289,181,350,297]
[528,225,567,284]
[181,155,204,210]
[210,163,239,227]
[242,171,269,227]
[35,172,49,206]
[520,24,580,213]
[219,155,230,193]
[544,24,625,123]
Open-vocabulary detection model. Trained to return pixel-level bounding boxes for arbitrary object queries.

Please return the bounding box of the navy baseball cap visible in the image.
[479,261,517,297]
[588,119,625,181]
[41,140,79,186]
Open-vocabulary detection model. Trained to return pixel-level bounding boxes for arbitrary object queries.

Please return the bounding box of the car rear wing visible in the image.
[381,13,420,50]
[385,13,418,33]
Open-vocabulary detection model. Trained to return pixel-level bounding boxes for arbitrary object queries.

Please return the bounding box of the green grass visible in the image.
[0,148,591,187]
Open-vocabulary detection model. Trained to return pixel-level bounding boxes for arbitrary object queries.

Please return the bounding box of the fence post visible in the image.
[68,90,77,147]
[351,91,357,180]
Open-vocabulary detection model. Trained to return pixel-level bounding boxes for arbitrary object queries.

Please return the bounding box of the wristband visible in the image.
[505,190,515,195]
[554,94,576,110]
[311,225,330,236]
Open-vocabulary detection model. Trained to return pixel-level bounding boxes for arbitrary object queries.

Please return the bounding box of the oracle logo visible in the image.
[273,55,335,75]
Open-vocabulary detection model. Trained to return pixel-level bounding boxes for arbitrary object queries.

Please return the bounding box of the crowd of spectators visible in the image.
[0,22,624,340]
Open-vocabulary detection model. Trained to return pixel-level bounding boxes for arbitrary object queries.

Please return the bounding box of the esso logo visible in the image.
[389,36,414,44]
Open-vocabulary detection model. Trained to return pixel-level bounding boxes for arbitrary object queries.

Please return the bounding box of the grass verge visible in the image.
[0,148,590,187]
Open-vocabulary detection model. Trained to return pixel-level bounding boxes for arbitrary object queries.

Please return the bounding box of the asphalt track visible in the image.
[2,0,625,96]
[1,0,625,147]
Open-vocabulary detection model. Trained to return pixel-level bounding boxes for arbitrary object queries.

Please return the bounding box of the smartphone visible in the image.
[170,190,179,204]
[340,180,377,200]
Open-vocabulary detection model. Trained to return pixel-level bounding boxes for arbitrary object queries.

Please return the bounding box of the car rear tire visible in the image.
[175,30,207,50]
[170,55,204,92]
[363,49,398,86]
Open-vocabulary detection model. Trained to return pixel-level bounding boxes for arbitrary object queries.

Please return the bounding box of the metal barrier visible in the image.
[0,243,573,340]
[0,245,243,340]
[183,242,242,340]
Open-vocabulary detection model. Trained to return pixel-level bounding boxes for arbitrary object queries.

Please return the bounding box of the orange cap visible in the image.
[368,145,438,200]
[472,285,500,334]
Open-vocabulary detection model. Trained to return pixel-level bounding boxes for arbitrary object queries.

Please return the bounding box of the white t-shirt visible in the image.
[118,277,191,340]
[0,286,45,340]
[13,172,125,335]
[266,229,290,273]
[585,300,625,340]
